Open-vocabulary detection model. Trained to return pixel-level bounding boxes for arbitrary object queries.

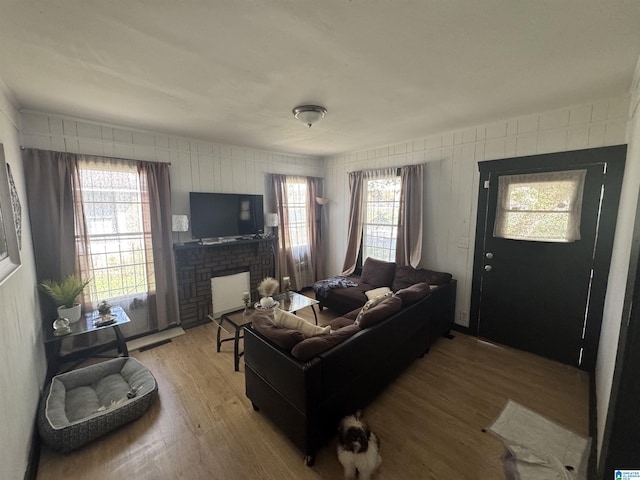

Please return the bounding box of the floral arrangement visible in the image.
[257,277,279,298]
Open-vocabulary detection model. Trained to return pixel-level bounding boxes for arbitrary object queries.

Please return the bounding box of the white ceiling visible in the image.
[1,1,638,157]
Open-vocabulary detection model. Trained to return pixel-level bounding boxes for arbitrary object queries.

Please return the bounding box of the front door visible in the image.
[470,146,626,371]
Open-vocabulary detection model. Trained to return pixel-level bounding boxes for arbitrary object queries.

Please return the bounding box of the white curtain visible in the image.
[493,169,587,243]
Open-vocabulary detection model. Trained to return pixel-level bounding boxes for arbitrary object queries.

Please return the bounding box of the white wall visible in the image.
[19,111,324,243]
[595,58,640,464]
[0,81,46,479]
[324,96,629,328]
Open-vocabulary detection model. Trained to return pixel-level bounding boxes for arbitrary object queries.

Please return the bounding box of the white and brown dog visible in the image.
[337,410,381,480]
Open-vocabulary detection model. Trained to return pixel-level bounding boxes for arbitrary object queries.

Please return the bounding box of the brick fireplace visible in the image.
[174,238,277,329]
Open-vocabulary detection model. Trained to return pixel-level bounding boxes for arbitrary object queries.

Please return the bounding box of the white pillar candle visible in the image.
[283,277,290,286]
[242,291,250,301]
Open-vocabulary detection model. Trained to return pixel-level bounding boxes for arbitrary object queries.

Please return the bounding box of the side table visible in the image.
[208,309,253,371]
[44,306,131,375]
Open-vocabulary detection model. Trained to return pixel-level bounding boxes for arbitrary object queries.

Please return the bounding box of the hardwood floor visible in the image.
[37,307,590,480]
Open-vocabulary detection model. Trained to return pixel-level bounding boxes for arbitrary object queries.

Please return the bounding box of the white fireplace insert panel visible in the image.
[211,271,251,319]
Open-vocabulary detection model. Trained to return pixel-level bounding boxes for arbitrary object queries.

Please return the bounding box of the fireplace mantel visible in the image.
[174,238,277,329]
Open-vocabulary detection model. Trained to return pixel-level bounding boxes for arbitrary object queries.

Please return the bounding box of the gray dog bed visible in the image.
[38,357,158,452]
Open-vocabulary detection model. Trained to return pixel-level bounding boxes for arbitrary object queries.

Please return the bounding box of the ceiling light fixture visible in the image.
[292,105,327,128]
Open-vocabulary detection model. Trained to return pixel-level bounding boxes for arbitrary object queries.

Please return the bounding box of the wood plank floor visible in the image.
[37,307,590,480]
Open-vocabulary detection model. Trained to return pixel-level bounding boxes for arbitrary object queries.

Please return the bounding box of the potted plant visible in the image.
[40,274,91,323]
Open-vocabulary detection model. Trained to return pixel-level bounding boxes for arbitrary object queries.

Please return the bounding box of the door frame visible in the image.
[469,145,626,372]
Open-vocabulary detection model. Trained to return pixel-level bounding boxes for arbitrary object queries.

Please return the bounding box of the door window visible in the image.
[493,169,587,243]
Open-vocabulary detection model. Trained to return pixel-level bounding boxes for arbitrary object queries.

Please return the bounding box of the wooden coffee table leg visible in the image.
[311,305,318,325]
[216,324,222,352]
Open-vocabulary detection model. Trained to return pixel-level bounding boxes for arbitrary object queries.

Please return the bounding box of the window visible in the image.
[77,161,154,303]
[284,178,309,250]
[362,175,402,262]
[493,169,587,242]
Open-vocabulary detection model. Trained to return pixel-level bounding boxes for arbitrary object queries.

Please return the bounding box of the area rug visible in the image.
[488,400,591,480]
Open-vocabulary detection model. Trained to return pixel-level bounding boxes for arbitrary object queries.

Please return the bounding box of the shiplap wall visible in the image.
[324,96,630,327]
[19,98,630,329]
[19,111,323,241]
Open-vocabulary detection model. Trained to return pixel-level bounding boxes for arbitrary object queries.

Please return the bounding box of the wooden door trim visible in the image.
[470,145,626,372]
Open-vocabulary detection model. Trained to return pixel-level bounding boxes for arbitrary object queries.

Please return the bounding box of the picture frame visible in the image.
[0,144,21,284]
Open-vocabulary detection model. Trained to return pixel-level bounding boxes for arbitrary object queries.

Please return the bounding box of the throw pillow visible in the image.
[395,282,431,306]
[355,291,394,325]
[272,309,331,337]
[365,286,392,300]
[251,313,305,350]
[360,257,397,288]
[291,325,361,361]
[355,295,403,328]
[391,266,453,291]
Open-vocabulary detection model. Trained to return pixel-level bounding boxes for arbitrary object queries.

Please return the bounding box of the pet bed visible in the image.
[38,357,158,452]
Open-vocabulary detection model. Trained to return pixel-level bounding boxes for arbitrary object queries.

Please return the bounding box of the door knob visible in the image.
[484,265,493,272]
[485,252,494,259]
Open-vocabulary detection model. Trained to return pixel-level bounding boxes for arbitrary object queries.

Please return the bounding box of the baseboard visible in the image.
[451,323,473,335]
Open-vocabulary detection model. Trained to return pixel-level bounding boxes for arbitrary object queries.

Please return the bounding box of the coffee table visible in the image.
[273,291,320,325]
[211,291,320,371]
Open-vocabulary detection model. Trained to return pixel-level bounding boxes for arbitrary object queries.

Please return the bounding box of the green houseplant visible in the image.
[41,275,91,323]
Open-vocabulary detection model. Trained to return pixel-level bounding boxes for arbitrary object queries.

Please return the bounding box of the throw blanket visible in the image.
[313,276,358,298]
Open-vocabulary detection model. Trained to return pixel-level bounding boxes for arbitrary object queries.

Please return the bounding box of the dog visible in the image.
[337,410,381,480]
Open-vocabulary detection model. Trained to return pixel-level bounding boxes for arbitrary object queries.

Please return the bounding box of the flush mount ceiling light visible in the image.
[292,105,327,128]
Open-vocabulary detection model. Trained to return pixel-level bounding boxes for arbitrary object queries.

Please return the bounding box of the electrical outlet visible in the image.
[459,311,468,322]
[457,237,469,249]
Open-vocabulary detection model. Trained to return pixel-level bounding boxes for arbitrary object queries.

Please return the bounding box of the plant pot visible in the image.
[57,304,82,323]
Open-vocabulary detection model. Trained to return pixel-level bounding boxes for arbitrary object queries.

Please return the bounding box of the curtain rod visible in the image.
[20,146,172,165]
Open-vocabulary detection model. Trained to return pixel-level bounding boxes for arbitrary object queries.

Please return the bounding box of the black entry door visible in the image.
[471,146,626,371]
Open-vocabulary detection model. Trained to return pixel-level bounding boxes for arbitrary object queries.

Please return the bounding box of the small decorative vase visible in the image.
[260,296,275,308]
[57,304,82,323]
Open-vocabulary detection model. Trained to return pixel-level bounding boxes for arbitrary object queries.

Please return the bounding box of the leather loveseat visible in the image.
[243,274,456,465]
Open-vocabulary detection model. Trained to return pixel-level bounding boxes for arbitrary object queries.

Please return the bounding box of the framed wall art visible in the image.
[0,144,21,284]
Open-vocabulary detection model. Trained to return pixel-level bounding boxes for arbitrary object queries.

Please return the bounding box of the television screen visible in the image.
[189,192,264,240]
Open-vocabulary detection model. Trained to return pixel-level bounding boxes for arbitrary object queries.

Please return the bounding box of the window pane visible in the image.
[284,179,309,249]
[494,169,587,242]
[363,176,401,262]
[78,164,153,302]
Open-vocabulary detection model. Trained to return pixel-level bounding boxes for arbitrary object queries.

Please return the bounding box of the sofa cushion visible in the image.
[329,316,355,330]
[291,325,361,361]
[272,309,331,337]
[360,257,397,288]
[365,286,392,300]
[395,282,432,306]
[392,265,453,291]
[252,313,305,350]
[356,295,403,328]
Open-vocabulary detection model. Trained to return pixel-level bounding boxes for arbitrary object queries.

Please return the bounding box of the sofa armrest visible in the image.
[244,325,322,413]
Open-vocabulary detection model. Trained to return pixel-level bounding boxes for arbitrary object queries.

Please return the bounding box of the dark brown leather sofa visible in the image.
[314,257,454,315]
[243,276,457,465]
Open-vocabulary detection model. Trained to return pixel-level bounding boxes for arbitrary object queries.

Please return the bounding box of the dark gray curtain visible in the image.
[341,171,365,275]
[23,149,83,323]
[395,164,424,267]
[138,161,180,330]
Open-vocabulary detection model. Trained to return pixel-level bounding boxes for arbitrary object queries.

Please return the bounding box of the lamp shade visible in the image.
[172,214,189,232]
[265,213,279,228]
[292,105,327,128]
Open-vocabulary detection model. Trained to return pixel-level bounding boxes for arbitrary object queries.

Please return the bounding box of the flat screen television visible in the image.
[189,192,264,240]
